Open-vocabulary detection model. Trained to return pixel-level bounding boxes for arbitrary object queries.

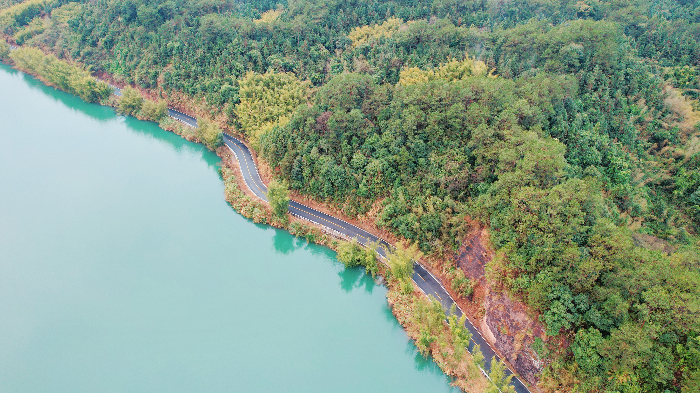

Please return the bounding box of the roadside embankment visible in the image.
[0,40,527,393]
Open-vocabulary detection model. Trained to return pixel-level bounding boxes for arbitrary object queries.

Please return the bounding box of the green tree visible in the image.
[197,118,222,149]
[0,40,8,60]
[266,179,289,220]
[118,87,143,116]
[140,99,167,121]
[571,327,606,391]
[486,359,515,393]
[337,239,364,267]
[679,335,700,393]
[417,328,436,356]
[0,0,44,31]
[447,307,473,365]
[73,76,112,103]
[13,16,43,45]
[235,70,308,147]
[387,241,421,283]
[472,344,485,370]
[336,239,379,277]
[413,296,445,356]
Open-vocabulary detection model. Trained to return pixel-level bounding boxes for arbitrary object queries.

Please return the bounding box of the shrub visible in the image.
[446,264,473,298]
[336,239,379,277]
[417,328,436,356]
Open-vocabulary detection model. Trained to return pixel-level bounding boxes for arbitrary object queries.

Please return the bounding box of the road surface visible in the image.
[3,37,533,391]
[217,133,531,393]
[106,72,533,393]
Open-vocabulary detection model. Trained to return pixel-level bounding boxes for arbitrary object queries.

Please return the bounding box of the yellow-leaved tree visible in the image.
[254,9,282,24]
[347,17,403,48]
[197,118,222,149]
[234,70,308,148]
[398,57,492,86]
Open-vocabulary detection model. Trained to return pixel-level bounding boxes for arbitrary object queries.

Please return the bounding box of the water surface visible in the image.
[0,64,459,392]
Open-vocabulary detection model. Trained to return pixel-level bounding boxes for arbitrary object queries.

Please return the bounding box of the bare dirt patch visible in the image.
[452,226,545,389]
[632,232,675,254]
[664,85,700,135]
[482,288,543,387]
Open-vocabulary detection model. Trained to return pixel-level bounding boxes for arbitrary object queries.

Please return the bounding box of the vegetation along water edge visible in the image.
[0,40,505,392]
[2,0,700,392]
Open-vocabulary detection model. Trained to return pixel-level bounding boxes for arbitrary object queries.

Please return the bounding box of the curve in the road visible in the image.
[4,37,533,391]
[105,74,532,393]
[217,133,531,393]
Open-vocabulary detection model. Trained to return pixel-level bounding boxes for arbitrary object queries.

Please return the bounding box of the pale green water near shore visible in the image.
[0,64,460,392]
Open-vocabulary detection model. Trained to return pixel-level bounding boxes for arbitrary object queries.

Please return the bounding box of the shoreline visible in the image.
[0,44,532,393]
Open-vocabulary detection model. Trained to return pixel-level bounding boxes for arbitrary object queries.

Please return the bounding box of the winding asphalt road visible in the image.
[109,81,531,393]
[3,38,531,392]
[219,132,531,393]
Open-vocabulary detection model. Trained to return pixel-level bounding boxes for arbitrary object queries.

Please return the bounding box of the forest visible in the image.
[2,0,700,392]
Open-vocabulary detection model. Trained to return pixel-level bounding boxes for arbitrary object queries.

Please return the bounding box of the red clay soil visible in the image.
[451,226,545,388]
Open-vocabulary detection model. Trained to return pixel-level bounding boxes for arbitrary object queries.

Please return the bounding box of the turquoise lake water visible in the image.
[0,63,460,392]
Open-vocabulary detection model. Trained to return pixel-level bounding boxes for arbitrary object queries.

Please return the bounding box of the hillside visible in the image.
[2,0,699,391]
